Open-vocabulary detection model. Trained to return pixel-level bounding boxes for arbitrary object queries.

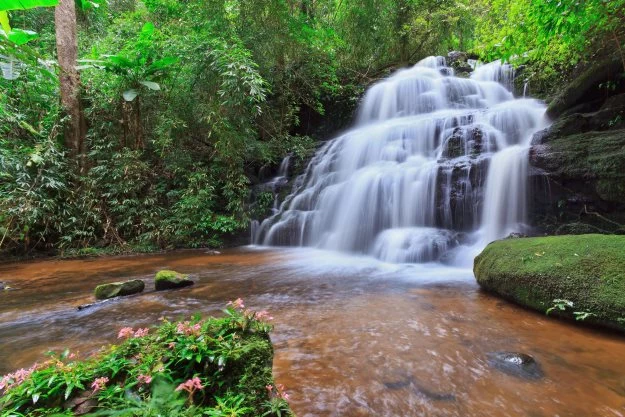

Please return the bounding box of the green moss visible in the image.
[94,279,145,300]
[547,130,625,202]
[474,234,625,330]
[154,270,194,291]
[540,129,625,203]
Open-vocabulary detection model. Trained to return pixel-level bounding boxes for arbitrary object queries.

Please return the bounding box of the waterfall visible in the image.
[254,56,548,264]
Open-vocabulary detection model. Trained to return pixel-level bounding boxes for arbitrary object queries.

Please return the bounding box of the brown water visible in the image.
[1,247,625,417]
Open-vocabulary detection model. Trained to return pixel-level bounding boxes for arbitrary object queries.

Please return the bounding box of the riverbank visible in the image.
[0,242,232,265]
[0,303,293,417]
[474,234,625,331]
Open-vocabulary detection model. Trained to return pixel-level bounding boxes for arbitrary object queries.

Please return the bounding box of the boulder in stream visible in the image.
[154,270,194,290]
[474,235,625,331]
[487,352,543,380]
[94,279,145,300]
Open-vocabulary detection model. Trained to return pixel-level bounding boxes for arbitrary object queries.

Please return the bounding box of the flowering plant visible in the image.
[0,301,292,417]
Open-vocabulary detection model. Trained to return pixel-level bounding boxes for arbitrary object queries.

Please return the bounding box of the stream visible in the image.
[1,248,625,416]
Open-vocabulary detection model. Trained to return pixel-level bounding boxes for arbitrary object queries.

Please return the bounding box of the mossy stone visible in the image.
[474,235,625,331]
[94,279,145,300]
[154,270,194,291]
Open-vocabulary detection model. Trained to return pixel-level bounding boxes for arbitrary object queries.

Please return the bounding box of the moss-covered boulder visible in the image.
[154,270,194,291]
[546,54,623,119]
[474,235,625,330]
[94,279,145,300]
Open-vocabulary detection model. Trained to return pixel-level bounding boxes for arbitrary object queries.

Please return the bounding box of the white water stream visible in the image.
[254,56,548,265]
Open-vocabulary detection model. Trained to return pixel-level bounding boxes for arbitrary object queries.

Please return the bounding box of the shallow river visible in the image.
[1,248,625,416]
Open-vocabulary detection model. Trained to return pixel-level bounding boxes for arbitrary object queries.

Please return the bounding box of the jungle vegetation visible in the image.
[1,0,623,256]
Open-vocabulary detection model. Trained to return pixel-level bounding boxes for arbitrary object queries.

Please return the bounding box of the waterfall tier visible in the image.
[254,57,548,264]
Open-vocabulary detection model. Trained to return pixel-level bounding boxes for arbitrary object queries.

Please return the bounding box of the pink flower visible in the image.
[175,377,203,394]
[176,321,202,336]
[134,328,149,337]
[168,342,176,349]
[118,327,134,339]
[255,310,274,321]
[91,376,109,393]
[0,365,36,391]
[267,383,290,400]
[137,374,152,385]
[68,353,77,360]
[227,298,245,310]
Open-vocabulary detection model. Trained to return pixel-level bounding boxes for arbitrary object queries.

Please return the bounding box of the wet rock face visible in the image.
[529,127,625,232]
[447,51,473,77]
[487,352,544,380]
[94,279,145,300]
[528,54,625,235]
[528,83,625,234]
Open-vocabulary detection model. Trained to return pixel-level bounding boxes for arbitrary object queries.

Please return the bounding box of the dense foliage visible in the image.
[0,300,292,417]
[475,0,625,96]
[1,0,623,256]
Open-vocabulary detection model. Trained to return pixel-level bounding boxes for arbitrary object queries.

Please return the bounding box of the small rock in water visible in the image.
[205,250,221,255]
[77,298,114,311]
[154,270,194,291]
[487,352,544,380]
[94,279,145,300]
[383,378,412,390]
[0,281,5,290]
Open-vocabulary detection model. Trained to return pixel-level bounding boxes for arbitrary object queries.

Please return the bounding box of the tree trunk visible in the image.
[396,0,411,65]
[122,98,143,150]
[55,0,86,159]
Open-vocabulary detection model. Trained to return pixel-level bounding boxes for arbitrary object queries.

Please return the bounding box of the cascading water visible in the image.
[254,56,548,265]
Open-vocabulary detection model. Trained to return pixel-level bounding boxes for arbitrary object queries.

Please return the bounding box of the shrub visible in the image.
[0,300,292,417]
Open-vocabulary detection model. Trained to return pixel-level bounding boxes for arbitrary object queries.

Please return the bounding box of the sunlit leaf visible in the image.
[0,0,59,11]
[0,11,10,33]
[106,55,133,68]
[7,28,39,45]
[141,22,154,36]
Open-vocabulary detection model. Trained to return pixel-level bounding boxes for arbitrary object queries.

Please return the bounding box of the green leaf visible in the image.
[0,11,11,32]
[78,0,101,10]
[141,22,154,36]
[7,28,39,45]
[147,56,178,72]
[139,80,160,91]
[123,89,138,101]
[106,55,134,69]
[0,0,59,11]
[64,384,73,400]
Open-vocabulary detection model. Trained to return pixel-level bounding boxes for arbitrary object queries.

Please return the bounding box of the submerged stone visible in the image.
[383,375,456,401]
[94,279,145,300]
[487,352,543,380]
[154,270,194,291]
